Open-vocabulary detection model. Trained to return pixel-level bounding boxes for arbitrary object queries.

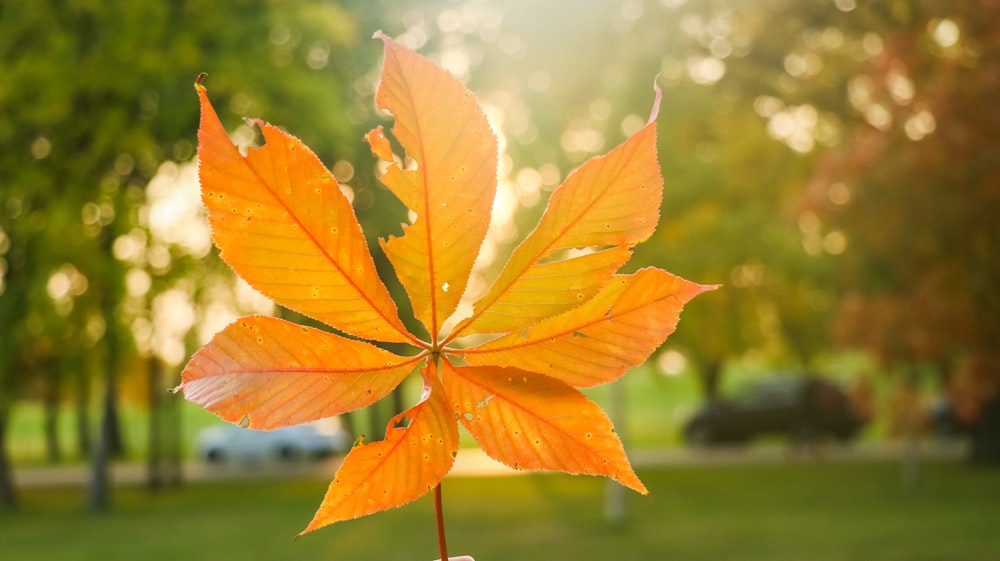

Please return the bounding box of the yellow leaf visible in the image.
[462,269,716,387]
[451,118,662,338]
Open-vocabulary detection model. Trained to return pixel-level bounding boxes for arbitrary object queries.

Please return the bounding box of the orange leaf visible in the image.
[451,112,662,339]
[196,83,413,344]
[177,316,420,430]
[370,31,498,338]
[442,361,646,494]
[301,362,458,534]
[462,268,716,387]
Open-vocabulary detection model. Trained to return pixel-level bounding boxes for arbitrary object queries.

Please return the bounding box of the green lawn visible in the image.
[2,461,998,561]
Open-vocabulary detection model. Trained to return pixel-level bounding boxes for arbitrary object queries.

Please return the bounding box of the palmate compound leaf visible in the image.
[177,31,715,538]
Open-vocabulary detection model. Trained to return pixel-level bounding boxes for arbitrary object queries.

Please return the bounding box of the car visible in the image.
[683,376,866,446]
[195,419,351,464]
[929,398,973,438]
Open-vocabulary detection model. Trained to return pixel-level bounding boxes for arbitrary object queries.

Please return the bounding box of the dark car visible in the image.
[683,376,866,446]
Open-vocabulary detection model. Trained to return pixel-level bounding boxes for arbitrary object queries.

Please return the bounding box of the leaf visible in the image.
[462,268,716,387]
[368,31,498,338]
[442,362,646,493]
[450,111,662,339]
[180,34,713,538]
[177,316,419,430]
[301,362,458,532]
[195,82,412,344]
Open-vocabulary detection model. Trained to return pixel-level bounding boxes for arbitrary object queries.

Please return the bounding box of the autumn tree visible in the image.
[803,0,1000,461]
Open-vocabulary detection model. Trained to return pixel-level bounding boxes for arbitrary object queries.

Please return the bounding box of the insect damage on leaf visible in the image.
[176,29,715,536]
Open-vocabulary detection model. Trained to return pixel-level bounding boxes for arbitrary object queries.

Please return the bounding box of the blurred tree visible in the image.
[0,0,362,508]
[802,0,1000,462]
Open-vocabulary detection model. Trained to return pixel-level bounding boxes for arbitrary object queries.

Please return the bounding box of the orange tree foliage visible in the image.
[807,2,1000,398]
[176,32,712,535]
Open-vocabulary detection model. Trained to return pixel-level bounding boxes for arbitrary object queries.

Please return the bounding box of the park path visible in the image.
[12,439,967,489]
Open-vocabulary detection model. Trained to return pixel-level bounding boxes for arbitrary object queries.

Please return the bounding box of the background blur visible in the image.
[1,1,998,560]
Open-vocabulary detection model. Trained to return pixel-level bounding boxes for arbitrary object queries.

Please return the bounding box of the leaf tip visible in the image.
[297,518,323,538]
[698,282,723,295]
[616,471,649,495]
[647,75,663,125]
[633,480,650,496]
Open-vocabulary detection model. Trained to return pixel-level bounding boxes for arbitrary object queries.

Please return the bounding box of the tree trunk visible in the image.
[369,397,387,438]
[699,359,723,401]
[147,357,163,489]
[391,385,405,416]
[603,380,627,526]
[88,382,114,511]
[106,385,126,459]
[340,411,357,442]
[164,385,183,486]
[900,365,922,490]
[88,323,120,511]
[0,401,16,509]
[43,379,61,464]
[75,372,92,459]
[969,393,1000,465]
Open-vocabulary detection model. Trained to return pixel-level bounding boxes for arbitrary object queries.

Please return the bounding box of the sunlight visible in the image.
[145,161,212,259]
[656,348,688,376]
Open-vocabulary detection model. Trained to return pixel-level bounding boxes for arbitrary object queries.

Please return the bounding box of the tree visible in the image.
[0,0,361,508]
[804,0,1000,462]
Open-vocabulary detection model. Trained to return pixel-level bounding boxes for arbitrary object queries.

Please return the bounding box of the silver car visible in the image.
[196,420,350,464]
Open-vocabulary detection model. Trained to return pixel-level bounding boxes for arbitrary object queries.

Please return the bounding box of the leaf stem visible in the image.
[434,483,449,561]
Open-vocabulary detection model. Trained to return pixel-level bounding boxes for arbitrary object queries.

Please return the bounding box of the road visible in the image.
[12,439,968,489]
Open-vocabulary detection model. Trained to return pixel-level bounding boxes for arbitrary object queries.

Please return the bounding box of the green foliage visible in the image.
[0,0,370,504]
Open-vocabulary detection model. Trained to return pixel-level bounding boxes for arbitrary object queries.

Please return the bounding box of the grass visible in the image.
[2,460,998,561]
